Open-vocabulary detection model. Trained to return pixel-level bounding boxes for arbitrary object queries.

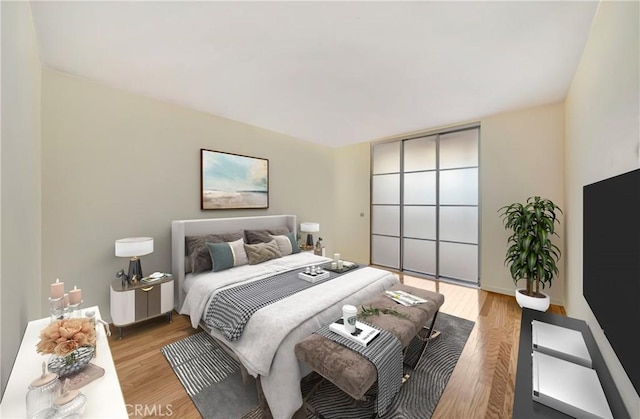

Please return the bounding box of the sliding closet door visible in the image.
[438,129,479,283]
[371,141,400,269]
[402,136,437,275]
[371,126,479,286]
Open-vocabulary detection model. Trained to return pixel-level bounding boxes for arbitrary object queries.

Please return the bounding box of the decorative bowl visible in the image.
[47,346,95,378]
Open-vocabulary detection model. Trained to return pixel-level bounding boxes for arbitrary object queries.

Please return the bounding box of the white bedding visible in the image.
[179,252,400,419]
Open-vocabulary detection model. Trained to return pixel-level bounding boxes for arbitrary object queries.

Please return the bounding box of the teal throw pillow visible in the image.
[206,238,248,272]
[287,232,300,254]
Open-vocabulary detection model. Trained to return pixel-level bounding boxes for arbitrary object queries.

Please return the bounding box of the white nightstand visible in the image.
[110,275,174,339]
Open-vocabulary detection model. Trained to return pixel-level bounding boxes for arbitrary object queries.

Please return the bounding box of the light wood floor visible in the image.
[108,274,566,419]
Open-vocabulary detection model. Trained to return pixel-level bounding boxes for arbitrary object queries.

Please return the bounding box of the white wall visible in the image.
[41,70,336,322]
[333,142,371,265]
[0,1,42,397]
[480,103,566,304]
[565,0,640,415]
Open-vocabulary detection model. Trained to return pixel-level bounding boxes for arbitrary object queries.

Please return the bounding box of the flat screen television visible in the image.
[583,168,640,394]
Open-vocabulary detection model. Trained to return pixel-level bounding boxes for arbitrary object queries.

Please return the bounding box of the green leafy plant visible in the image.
[358,305,407,320]
[498,196,563,298]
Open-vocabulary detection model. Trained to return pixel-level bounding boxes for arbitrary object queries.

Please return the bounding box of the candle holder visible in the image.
[49,297,67,322]
[67,301,83,318]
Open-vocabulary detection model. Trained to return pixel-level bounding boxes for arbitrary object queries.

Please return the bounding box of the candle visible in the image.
[331,262,338,270]
[337,260,344,269]
[69,285,82,305]
[63,293,69,307]
[333,253,340,262]
[50,279,64,299]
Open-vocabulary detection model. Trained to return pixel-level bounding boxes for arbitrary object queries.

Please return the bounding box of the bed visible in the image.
[171,215,400,419]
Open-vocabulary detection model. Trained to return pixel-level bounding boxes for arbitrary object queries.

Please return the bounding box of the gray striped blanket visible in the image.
[315,320,403,416]
[203,265,360,341]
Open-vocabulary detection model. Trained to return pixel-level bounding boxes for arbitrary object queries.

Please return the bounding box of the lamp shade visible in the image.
[115,237,154,257]
[300,222,320,233]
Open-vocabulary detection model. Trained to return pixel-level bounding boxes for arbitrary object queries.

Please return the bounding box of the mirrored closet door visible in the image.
[371,126,479,286]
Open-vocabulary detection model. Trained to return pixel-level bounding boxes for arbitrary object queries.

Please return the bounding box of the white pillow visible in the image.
[270,234,293,256]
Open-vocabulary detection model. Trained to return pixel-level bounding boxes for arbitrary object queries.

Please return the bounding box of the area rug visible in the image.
[162,312,474,419]
[160,332,258,418]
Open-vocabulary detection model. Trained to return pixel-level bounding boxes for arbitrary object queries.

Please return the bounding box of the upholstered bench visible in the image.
[294,284,445,403]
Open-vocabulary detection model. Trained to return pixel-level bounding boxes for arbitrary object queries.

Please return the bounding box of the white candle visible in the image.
[337,260,344,269]
[333,253,340,262]
[69,285,82,305]
[331,262,338,270]
[50,278,64,299]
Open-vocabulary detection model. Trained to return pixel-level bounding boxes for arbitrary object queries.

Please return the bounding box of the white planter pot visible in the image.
[515,288,550,312]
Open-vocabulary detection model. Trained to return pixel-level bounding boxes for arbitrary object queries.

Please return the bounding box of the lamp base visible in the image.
[127,257,143,283]
[306,234,314,246]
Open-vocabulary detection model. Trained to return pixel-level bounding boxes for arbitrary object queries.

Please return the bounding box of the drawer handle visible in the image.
[141,286,154,292]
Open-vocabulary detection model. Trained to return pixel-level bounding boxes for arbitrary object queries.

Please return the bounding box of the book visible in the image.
[531,320,592,368]
[329,319,380,347]
[384,290,428,306]
[532,351,613,418]
[140,272,172,283]
[66,363,105,390]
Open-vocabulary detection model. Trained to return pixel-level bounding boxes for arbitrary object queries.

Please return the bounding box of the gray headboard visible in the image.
[171,215,297,310]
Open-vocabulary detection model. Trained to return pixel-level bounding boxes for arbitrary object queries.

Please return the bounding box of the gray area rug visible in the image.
[162,312,474,419]
[161,332,258,418]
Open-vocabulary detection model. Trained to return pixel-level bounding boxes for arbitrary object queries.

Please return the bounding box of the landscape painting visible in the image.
[201,149,269,209]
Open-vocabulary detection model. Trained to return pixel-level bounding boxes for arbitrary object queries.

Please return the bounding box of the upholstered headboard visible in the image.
[171,215,297,310]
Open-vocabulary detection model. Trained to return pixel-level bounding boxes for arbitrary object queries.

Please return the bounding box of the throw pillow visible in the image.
[270,232,301,256]
[244,227,290,244]
[185,231,244,273]
[287,232,301,254]
[206,238,248,272]
[270,235,292,256]
[244,240,283,265]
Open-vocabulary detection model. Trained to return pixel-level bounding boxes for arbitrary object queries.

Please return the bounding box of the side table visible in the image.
[110,275,174,339]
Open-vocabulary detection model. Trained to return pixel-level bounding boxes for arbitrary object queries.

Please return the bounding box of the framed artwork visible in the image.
[200,149,269,210]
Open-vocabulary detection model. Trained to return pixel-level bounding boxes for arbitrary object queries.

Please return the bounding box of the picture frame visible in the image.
[200,149,269,210]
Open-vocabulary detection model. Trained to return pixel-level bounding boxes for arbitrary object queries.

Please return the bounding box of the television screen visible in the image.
[583,168,640,394]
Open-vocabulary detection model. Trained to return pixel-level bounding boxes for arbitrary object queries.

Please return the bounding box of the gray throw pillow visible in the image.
[185,231,243,273]
[244,240,283,265]
[244,227,290,244]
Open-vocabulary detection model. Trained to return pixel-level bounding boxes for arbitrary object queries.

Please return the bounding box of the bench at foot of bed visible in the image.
[293,284,445,415]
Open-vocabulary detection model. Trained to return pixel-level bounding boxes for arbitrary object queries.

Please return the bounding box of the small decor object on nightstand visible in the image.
[314,237,325,257]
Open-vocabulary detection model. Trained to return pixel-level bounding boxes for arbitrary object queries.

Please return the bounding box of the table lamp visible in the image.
[300,222,320,247]
[115,237,154,283]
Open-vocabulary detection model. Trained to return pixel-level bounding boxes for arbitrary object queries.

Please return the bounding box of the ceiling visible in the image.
[29,1,599,148]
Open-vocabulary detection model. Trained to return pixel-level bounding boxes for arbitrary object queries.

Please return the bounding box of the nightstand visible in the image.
[110,275,174,339]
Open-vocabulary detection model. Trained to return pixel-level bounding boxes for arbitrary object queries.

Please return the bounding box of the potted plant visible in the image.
[498,196,562,311]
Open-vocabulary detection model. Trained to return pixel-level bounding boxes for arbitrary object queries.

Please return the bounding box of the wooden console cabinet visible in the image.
[110,276,173,338]
[514,308,629,418]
